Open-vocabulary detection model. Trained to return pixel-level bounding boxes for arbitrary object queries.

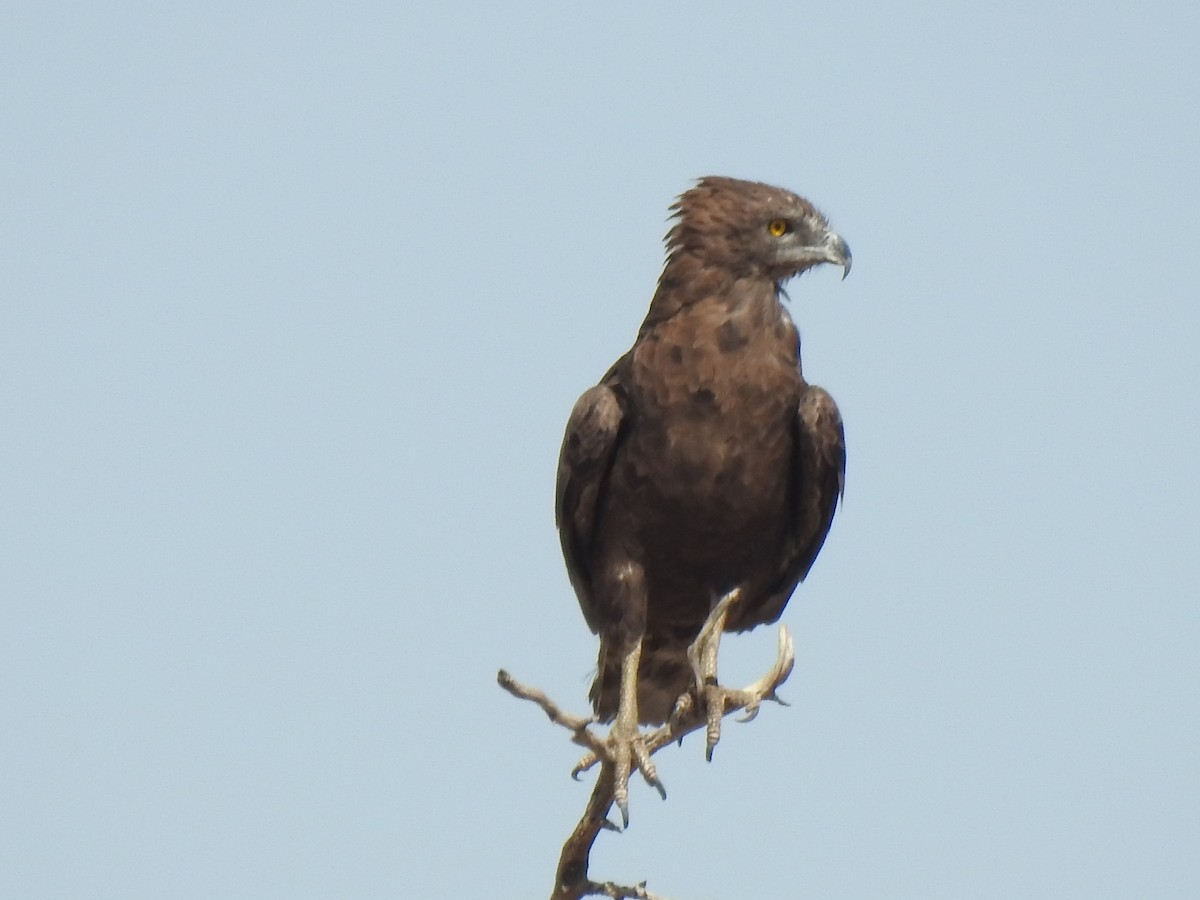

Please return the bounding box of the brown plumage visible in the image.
[556,176,849,729]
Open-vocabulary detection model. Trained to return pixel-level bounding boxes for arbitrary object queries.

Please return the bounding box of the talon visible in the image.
[613,750,632,827]
[669,692,692,725]
[571,753,599,780]
[615,792,630,830]
[603,724,666,827]
[705,716,721,761]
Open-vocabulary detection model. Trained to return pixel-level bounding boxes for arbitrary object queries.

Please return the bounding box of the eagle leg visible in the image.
[608,635,666,828]
[684,588,740,760]
[683,588,793,760]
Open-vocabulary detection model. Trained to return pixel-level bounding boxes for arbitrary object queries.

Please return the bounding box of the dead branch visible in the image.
[497,624,795,899]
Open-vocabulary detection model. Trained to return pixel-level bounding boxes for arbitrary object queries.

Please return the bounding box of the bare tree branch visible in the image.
[498,624,795,899]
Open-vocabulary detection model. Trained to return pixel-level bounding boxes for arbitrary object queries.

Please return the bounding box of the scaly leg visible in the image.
[607,636,666,827]
[685,588,791,760]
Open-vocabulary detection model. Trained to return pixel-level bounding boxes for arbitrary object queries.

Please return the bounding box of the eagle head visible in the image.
[667,176,851,283]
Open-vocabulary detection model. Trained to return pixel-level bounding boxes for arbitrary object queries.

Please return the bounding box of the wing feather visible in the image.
[791,384,846,581]
[555,382,626,633]
[754,383,845,623]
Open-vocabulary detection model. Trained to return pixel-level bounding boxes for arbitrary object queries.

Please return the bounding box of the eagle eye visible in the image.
[767,218,790,237]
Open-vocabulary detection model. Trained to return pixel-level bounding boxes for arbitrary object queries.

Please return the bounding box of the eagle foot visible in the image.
[497,668,666,829]
[609,719,666,829]
[696,673,792,761]
[682,592,796,761]
[569,721,666,829]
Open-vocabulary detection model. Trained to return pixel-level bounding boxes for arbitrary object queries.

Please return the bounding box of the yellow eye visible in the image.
[767,218,790,237]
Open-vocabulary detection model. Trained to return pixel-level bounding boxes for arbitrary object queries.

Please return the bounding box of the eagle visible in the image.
[555,176,849,821]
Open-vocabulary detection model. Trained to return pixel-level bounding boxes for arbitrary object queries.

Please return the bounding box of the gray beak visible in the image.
[823,231,852,280]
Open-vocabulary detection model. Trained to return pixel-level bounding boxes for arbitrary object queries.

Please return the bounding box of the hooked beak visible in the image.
[822,230,852,280]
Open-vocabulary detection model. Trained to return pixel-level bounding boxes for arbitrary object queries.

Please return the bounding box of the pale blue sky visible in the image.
[3,3,1198,898]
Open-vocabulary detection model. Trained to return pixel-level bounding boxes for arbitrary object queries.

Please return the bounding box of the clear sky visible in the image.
[3,3,1198,898]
